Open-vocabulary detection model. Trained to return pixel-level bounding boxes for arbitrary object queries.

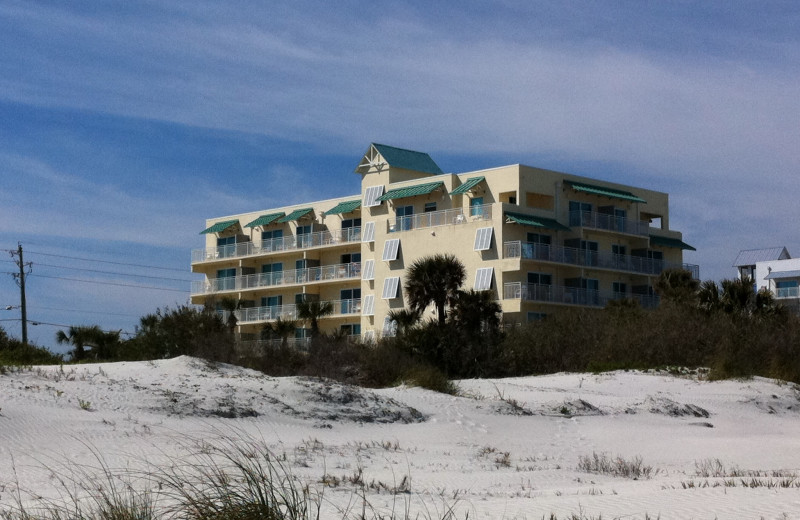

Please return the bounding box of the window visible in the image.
[396,205,413,231]
[216,268,236,291]
[382,277,400,299]
[342,218,361,241]
[424,202,437,213]
[612,244,626,256]
[474,227,493,251]
[362,221,375,243]
[261,262,283,285]
[776,280,799,298]
[470,197,484,217]
[527,272,552,285]
[262,295,282,308]
[362,295,375,315]
[340,323,361,336]
[340,288,361,314]
[569,201,592,226]
[382,239,400,261]
[474,267,493,291]
[362,259,375,280]
[296,225,312,247]
[527,233,551,245]
[613,282,627,295]
[527,312,547,322]
[341,253,361,264]
[363,186,384,207]
[342,218,361,229]
[217,236,236,258]
[261,229,284,251]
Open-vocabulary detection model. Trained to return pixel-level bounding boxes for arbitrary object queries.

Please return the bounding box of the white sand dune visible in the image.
[2,356,800,519]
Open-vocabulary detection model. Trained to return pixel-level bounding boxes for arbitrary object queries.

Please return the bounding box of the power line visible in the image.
[33,262,193,283]
[30,274,188,293]
[25,250,188,273]
[29,305,142,318]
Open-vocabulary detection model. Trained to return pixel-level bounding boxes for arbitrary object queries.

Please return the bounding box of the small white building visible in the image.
[733,247,800,312]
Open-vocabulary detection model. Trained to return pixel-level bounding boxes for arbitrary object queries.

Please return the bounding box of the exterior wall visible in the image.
[191,149,695,341]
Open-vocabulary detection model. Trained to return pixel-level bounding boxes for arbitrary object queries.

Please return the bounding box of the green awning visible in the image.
[565,181,646,203]
[244,212,285,228]
[505,212,570,231]
[325,200,361,215]
[200,219,240,234]
[377,181,444,201]
[277,208,314,223]
[451,176,485,195]
[650,235,696,251]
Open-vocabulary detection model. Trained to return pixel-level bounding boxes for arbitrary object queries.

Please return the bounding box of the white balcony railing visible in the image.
[503,282,659,309]
[569,210,649,236]
[191,262,361,295]
[222,298,362,324]
[504,241,699,279]
[388,204,493,233]
[776,287,800,299]
[192,227,361,263]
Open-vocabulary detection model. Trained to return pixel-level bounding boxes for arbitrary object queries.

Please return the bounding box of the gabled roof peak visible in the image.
[732,246,791,267]
[355,143,443,175]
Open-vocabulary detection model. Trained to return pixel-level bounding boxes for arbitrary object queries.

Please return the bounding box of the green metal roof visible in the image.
[505,212,570,231]
[451,176,485,195]
[325,200,361,215]
[244,212,285,228]
[200,219,240,234]
[650,235,696,251]
[565,180,646,203]
[377,181,444,201]
[372,144,443,175]
[277,208,314,223]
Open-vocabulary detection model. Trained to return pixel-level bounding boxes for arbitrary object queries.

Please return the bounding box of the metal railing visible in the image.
[569,210,649,236]
[191,261,361,295]
[191,227,361,263]
[221,298,362,324]
[776,287,800,299]
[504,241,699,278]
[503,282,659,309]
[388,204,493,233]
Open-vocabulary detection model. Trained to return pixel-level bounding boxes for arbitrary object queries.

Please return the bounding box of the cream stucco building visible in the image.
[191,143,697,344]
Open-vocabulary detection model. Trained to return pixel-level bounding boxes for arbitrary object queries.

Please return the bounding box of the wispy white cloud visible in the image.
[0,1,799,342]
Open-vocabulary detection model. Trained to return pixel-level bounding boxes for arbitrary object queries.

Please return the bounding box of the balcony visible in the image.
[191,262,361,295]
[222,298,362,324]
[569,210,649,236]
[191,227,361,263]
[504,241,699,278]
[503,282,659,309]
[388,204,493,233]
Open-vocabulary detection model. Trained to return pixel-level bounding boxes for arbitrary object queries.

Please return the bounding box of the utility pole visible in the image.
[9,243,32,344]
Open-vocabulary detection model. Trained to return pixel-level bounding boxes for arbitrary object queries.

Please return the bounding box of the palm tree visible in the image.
[387,308,421,337]
[56,325,104,361]
[697,279,721,313]
[218,297,242,333]
[270,317,298,348]
[296,299,333,337]
[405,254,466,327]
[655,268,699,306]
[449,289,502,337]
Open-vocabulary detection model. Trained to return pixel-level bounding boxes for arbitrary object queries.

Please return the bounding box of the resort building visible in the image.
[734,247,800,313]
[191,143,697,343]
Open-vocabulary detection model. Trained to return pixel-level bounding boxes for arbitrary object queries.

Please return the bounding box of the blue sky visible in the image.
[1,1,798,351]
